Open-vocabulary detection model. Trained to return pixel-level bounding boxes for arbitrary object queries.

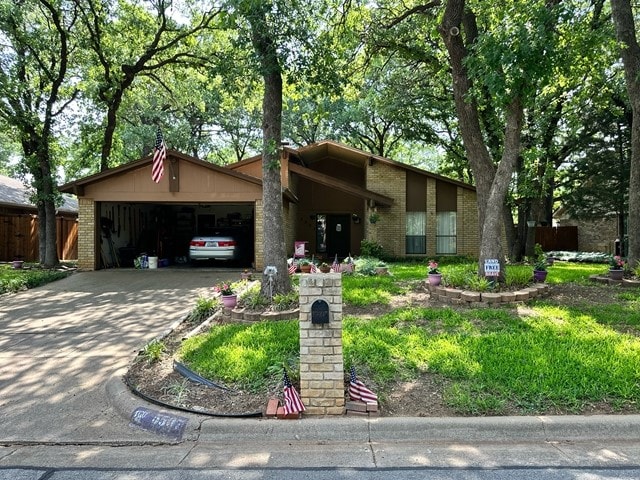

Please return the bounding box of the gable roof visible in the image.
[290,140,475,191]
[0,174,78,213]
[229,140,475,192]
[59,149,262,195]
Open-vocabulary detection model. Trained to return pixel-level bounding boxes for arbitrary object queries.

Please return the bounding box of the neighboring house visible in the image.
[553,206,619,254]
[60,141,479,270]
[0,174,78,262]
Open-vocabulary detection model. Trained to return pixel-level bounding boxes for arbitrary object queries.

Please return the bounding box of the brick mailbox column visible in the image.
[298,273,345,415]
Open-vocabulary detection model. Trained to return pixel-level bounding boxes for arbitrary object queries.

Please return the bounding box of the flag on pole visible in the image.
[152,127,167,183]
[348,365,378,404]
[331,254,340,273]
[283,368,305,415]
[288,259,298,275]
[310,255,318,273]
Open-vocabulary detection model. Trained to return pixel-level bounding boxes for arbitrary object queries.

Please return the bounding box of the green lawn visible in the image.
[0,264,72,294]
[178,260,640,415]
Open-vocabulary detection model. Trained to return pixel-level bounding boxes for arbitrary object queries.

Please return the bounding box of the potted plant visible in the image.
[532,244,548,282]
[240,269,253,281]
[298,258,312,273]
[427,260,442,286]
[609,255,625,281]
[375,261,388,276]
[533,258,548,282]
[213,282,237,308]
[319,262,331,273]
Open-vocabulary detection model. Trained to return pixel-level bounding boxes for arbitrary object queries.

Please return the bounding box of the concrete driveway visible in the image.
[0,268,234,443]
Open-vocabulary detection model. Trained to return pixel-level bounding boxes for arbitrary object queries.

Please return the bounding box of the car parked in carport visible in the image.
[189,234,237,262]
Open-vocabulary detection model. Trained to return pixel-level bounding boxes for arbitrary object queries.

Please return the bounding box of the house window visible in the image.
[436,211,457,254]
[406,212,426,254]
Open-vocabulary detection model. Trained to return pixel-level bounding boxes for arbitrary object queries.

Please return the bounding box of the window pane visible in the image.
[437,212,457,254]
[406,212,426,235]
[406,236,426,254]
[406,212,426,254]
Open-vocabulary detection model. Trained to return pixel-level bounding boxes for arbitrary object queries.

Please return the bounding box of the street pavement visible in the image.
[1,268,640,479]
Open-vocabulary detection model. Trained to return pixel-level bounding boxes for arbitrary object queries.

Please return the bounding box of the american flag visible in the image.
[288,260,297,275]
[152,127,167,183]
[310,255,318,273]
[343,254,354,273]
[331,254,340,273]
[283,368,305,415]
[348,365,378,404]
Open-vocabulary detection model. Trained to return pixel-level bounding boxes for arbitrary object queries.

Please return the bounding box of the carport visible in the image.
[60,151,265,270]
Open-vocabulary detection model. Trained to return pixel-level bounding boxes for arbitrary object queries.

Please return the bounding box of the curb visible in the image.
[107,373,640,444]
[105,371,204,443]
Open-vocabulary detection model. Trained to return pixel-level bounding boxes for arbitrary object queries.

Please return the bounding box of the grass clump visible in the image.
[0,265,71,294]
[141,339,166,364]
[186,296,218,323]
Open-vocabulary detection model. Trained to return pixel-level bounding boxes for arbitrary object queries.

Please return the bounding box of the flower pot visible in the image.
[609,268,624,281]
[300,264,312,274]
[428,273,442,286]
[241,272,253,281]
[375,266,388,276]
[12,260,24,269]
[319,266,331,273]
[221,294,237,309]
[533,270,548,283]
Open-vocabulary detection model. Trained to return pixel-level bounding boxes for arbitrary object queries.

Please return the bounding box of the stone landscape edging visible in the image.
[589,274,640,288]
[428,282,551,307]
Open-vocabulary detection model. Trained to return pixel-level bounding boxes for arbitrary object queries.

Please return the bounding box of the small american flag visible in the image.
[348,365,377,404]
[283,368,305,415]
[152,127,167,183]
[310,255,318,273]
[331,254,340,273]
[288,260,297,275]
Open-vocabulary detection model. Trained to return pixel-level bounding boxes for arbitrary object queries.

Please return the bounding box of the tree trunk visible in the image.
[440,0,524,278]
[248,9,291,297]
[611,0,640,266]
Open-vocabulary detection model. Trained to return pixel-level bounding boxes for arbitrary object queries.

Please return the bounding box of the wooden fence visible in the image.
[535,226,578,252]
[0,214,77,262]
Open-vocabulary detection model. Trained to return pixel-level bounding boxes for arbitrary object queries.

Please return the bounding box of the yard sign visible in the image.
[484,259,500,277]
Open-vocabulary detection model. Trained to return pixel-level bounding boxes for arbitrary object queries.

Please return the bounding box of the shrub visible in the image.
[239,282,270,310]
[360,239,385,259]
[187,296,218,323]
[355,257,384,276]
[272,289,299,311]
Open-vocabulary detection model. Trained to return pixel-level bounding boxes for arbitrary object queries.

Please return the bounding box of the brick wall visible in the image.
[78,198,96,270]
[458,188,479,257]
[298,274,345,415]
[366,161,406,257]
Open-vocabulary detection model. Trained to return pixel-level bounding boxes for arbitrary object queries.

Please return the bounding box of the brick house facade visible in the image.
[62,141,479,270]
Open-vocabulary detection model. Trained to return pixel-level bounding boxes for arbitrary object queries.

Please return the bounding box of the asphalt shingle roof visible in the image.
[0,174,78,213]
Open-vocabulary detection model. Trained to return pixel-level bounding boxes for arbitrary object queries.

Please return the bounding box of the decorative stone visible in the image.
[481,292,502,303]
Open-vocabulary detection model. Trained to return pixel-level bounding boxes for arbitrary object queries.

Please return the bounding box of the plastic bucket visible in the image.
[148,256,158,269]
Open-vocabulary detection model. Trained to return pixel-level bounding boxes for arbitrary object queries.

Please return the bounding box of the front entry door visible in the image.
[326,214,351,258]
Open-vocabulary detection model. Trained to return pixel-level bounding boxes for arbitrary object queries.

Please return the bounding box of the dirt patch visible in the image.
[125,281,639,417]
